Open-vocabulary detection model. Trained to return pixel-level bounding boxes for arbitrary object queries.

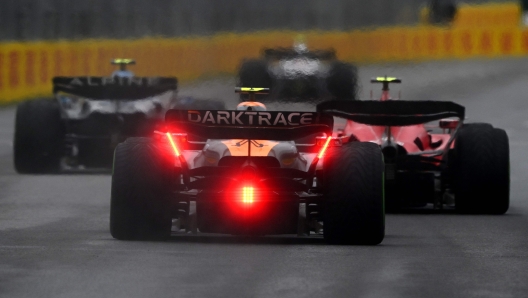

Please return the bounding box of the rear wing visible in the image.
[52,76,177,100]
[317,100,465,126]
[165,109,333,141]
[262,47,336,60]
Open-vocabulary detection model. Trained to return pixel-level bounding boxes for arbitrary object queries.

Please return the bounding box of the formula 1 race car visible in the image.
[317,77,510,214]
[14,59,179,173]
[238,43,358,101]
[110,87,385,244]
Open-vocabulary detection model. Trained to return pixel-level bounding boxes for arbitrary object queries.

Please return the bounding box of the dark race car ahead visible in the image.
[14,59,224,173]
[110,87,385,244]
[318,77,510,214]
[14,59,177,172]
[238,43,358,102]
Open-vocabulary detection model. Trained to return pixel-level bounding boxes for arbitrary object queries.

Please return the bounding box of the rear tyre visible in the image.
[326,62,358,100]
[453,125,509,214]
[238,59,272,101]
[14,98,64,173]
[110,138,174,240]
[323,142,385,244]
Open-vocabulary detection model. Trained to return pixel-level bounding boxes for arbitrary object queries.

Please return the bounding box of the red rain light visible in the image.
[317,136,333,159]
[166,132,181,157]
[242,186,254,204]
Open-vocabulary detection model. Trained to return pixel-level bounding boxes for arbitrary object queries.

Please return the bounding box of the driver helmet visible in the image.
[111,59,135,78]
[293,42,308,54]
[293,34,308,54]
[236,101,267,111]
[111,70,134,78]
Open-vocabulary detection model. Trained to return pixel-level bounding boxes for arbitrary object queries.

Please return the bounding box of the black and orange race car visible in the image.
[317,77,510,214]
[238,43,358,101]
[110,87,385,244]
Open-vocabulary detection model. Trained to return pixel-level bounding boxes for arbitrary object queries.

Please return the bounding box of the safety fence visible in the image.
[0,3,526,103]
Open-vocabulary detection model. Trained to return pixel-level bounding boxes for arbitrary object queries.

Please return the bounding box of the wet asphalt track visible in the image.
[1,58,528,298]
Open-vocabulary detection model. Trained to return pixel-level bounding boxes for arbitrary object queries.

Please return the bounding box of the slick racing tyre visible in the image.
[14,98,64,173]
[453,124,509,214]
[323,142,385,245]
[238,59,272,101]
[110,138,174,240]
[326,62,358,100]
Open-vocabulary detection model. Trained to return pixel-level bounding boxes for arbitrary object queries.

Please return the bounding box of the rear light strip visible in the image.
[317,136,333,159]
[164,132,190,186]
[166,132,181,157]
[306,136,334,188]
[242,186,254,204]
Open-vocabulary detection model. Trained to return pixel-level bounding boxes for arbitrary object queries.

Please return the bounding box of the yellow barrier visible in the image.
[1,25,528,103]
[420,2,520,27]
[454,2,520,27]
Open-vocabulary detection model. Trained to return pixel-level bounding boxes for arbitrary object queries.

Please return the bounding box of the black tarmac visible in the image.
[1,58,527,298]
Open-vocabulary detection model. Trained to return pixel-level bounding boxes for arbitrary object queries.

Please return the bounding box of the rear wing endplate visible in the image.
[317,100,465,126]
[165,109,333,140]
[53,76,177,100]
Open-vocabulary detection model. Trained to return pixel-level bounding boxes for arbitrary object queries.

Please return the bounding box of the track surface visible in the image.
[1,58,528,297]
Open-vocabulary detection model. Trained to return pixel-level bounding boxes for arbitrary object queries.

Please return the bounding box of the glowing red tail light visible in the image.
[242,186,254,204]
[317,136,333,159]
[166,132,181,157]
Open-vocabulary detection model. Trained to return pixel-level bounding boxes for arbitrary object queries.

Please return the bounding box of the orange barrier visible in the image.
[1,25,528,103]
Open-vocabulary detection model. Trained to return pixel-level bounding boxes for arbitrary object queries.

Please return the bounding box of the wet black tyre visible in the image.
[323,142,385,245]
[460,123,493,131]
[238,59,272,101]
[453,124,509,214]
[14,98,64,173]
[326,62,358,100]
[110,138,174,240]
